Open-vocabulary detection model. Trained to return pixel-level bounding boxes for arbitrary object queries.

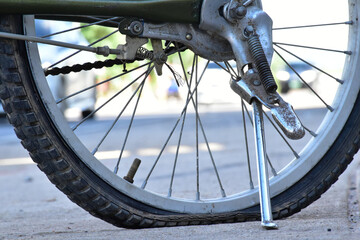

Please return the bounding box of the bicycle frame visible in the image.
[0,0,202,23]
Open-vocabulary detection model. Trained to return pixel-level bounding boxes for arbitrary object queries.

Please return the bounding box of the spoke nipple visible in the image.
[221,189,226,198]
[141,180,147,189]
[336,78,345,84]
[307,129,317,137]
[327,105,335,112]
[310,131,318,137]
[123,158,141,184]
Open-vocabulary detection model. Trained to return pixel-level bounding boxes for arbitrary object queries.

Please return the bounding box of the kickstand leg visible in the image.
[252,99,278,229]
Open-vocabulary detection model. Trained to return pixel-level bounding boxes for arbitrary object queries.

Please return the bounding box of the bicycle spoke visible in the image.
[141,56,208,190]
[274,48,334,112]
[273,42,352,55]
[114,68,150,174]
[241,99,254,189]
[190,67,226,197]
[225,61,238,77]
[273,21,353,30]
[274,43,344,84]
[214,61,236,78]
[304,125,317,137]
[78,16,122,26]
[85,69,151,154]
[167,54,193,198]
[194,56,200,200]
[177,55,226,198]
[41,17,120,38]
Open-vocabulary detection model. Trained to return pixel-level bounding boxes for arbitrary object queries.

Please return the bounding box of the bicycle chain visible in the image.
[44,58,135,76]
[44,46,181,76]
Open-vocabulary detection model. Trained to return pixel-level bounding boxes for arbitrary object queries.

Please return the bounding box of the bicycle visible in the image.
[0,0,359,229]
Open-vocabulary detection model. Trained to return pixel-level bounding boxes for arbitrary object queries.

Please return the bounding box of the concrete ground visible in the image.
[0,112,359,240]
[1,83,360,240]
[0,156,359,240]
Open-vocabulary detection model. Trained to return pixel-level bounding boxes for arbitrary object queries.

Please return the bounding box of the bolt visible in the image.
[253,79,261,86]
[267,95,280,104]
[185,33,193,40]
[244,26,254,37]
[155,53,168,64]
[133,25,141,33]
[234,6,247,18]
[159,53,168,63]
[129,21,143,35]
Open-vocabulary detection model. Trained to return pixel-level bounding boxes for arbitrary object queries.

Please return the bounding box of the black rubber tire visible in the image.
[0,15,359,228]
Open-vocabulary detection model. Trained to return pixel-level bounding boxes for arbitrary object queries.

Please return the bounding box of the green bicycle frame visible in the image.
[0,0,202,23]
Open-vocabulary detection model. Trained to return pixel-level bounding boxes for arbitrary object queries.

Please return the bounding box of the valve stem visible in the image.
[124,158,141,183]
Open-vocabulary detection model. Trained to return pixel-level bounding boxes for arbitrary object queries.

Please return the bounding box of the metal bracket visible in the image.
[230,69,305,140]
[119,18,144,37]
[151,39,167,76]
[141,22,234,62]
[200,0,273,75]
[116,36,148,60]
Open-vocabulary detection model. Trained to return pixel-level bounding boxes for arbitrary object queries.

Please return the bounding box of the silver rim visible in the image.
[23,0,360,214]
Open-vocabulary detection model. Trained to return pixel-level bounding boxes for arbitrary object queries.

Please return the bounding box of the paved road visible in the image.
[0,109,359,240]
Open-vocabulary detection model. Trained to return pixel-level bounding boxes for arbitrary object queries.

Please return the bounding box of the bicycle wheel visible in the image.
[0,0,359,228]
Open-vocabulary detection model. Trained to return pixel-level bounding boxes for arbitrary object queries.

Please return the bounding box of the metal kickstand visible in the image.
[252,99,278,229]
